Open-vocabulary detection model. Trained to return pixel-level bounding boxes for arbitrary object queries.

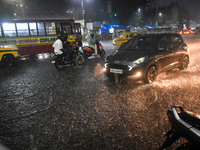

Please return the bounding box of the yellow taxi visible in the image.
[113,32,140,46]
[0,45,20,67]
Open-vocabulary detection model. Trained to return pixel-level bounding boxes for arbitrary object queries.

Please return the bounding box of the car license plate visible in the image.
[110,68,123,74]
[51,60,55,63]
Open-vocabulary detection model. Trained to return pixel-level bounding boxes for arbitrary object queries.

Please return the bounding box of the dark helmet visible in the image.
[90,33,94,38]
[57,34,62,39]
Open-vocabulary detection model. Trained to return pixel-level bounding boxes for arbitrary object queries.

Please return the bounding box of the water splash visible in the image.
[94,63,105,78]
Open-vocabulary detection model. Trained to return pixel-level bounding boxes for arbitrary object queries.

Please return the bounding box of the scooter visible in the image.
[81,40,105,58]
[51,45,85,70]
[158,106,200,150]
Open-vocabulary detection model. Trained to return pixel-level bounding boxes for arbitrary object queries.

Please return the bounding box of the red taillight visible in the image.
[167,112,172,123]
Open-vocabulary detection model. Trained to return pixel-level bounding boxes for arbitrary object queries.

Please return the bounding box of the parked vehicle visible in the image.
[0,45,20,67]
[104,33,190,83]
[81,40,105,58]
[51,45,85,70]
[113,32,141,46]
[158,106,200,150]
[179,29,195,35]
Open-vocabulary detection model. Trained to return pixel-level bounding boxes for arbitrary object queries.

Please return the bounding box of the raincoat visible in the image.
[52,39,63,55]
[88,36,97,56]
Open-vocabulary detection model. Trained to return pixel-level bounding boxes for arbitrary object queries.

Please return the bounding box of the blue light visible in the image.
[108,24,126,29]
[145,24,156,28]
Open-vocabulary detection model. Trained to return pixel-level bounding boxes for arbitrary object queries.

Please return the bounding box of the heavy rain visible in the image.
[0,36,200,149]
[1,0,200,150]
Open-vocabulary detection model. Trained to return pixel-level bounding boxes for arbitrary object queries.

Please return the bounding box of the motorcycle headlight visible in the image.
[133,57,146,64]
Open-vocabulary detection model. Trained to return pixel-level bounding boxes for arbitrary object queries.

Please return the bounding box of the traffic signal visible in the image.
[16,4,23,7]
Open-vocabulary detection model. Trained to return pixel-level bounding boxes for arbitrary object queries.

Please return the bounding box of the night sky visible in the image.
[1,0,200,24]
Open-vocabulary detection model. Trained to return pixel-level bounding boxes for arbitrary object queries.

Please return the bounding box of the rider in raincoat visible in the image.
[88,33,97,57]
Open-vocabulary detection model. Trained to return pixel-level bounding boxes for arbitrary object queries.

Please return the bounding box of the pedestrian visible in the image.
[88,33,98,58]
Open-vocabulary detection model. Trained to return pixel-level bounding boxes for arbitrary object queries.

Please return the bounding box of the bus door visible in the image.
[73,23,82,46]
[74,23,81,35]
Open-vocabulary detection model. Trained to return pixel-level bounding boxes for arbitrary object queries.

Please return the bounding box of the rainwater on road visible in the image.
[0,37,200,150]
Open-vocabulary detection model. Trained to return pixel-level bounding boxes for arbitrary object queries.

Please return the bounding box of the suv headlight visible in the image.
[104,63,108,68]
[133,57,146,64]
[128,57,147,71]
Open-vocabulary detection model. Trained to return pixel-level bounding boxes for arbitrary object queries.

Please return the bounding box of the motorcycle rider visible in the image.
[62,33,78,68]
[53,34,72,64]
[52,34,63,55]
[53,34,69,61]
[62,33,71,62]
[87,33,97,58]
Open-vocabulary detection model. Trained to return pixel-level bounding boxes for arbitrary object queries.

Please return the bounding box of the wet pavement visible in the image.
[1,38,200,150]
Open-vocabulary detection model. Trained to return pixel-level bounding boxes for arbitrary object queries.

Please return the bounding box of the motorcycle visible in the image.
[81,40,105,58]
[158,106,200,150]
[51,45,85,70]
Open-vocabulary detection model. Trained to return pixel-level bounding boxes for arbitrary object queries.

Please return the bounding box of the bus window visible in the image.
[74,25,81,34]
[56,23,62,35]
[46,22,56,35]
[2,23,16,37]
[16,23,29,36]
[37,23,45,35]
[62,23,72,34]
[29,23,38,36]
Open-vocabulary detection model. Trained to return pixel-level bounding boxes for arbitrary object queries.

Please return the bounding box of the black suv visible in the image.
[104,33,189,83]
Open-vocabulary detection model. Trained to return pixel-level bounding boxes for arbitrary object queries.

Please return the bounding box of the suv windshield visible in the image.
[120,35,161,51]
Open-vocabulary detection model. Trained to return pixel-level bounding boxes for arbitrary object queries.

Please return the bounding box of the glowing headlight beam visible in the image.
[136,72,141,77]
[104,63,108,68]
[128,66,132,71]
[133,57,146,64]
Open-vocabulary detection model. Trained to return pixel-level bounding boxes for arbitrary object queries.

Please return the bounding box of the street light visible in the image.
[81,0,85,27]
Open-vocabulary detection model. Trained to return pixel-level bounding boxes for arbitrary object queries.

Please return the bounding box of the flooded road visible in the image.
[0,36,200,150]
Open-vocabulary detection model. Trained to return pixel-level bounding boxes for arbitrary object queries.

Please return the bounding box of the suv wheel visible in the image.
[180,56,189,70]
[145,66,157,84]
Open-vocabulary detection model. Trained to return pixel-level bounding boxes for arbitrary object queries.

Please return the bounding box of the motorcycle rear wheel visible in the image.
[76,53,85,65]
[55,58,64,70]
